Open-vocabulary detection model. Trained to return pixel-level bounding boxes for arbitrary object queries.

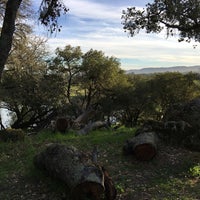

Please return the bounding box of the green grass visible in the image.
[0,127,200,200]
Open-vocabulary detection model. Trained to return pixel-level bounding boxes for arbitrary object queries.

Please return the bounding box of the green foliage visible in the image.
[122,0,200,43]
[0,36,68,129]
[48,45,83,108]
[1,38,200,130]
[107,72,200,126]
[47,46,128,118]
[147,72,199,119]
[114,75,153,126]
[0,128,25,142]
[81,49,121,89]
[80,49,126,110]
[39,0,69,33]
[116,183,125,193]
[190,164,200,177]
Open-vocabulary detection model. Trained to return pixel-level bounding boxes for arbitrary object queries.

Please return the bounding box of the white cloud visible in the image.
[35,0,200,70]
[46,33,200,68]
[64,0,126,21]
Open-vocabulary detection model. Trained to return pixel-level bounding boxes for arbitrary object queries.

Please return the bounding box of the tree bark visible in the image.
[78,121,109,135]
[0,115,5,130]
[0,0,22,80]
[34,144,116,200]
[55,117,72,133]
[74,109,96,124]
[123,132,158,161]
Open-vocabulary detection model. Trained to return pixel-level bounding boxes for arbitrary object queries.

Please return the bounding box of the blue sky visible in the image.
[34,0,200,70]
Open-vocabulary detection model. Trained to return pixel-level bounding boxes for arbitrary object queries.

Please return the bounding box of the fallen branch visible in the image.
[74,109,96,124]
[78,121,109,135]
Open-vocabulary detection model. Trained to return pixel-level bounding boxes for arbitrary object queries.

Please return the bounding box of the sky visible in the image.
[34,0,200,70]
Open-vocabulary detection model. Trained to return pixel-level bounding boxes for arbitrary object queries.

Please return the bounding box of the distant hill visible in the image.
[126,65,200,74]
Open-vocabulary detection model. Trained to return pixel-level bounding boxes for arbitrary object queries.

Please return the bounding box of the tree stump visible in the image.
[55,118,70,133]
[34,144,116,200]
[123,132,158,161]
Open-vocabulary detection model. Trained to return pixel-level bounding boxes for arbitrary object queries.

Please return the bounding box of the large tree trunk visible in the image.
[34,144,116,200]
[0,0,22,80]
[123,132,158,161]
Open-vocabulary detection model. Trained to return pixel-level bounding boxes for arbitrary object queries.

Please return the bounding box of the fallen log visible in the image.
[74,109,96,124]
[78,121,109,135]
[34,144,116,200]
[123,132,158,161]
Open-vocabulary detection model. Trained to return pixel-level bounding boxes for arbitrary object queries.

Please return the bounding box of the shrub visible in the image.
[0,128,25,142]
[190,164,200,177]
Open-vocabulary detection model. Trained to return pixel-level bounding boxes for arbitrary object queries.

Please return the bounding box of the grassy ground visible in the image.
[0,127,200,200]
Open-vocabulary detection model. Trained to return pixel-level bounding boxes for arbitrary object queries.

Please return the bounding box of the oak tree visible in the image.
[80,49,125,111]
[49,45,83,104]
[122,0,200,43]
[0,0,68,80]
[0,36,67,129]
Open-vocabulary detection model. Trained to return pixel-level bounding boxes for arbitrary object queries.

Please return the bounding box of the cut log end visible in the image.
[72,181,104,200]
[134,143,156,161]
[123,132,158,161]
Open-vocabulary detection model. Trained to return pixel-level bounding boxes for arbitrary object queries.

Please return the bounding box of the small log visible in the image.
[123,132,158,161]
[34,144,116,200]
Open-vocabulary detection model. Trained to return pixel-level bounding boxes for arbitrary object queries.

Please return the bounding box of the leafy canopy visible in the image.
[39,0,69,33]
[122,0,200,43]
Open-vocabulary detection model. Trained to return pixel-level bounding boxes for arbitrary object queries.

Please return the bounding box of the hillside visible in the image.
[0,129,200,200]
[127,65,200,74]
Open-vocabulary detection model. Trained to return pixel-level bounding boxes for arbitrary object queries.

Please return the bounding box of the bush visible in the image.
[0,128,25,142]
[190,164,200,177]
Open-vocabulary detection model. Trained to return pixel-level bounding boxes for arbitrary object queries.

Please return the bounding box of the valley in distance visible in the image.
[127,65,200,74]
